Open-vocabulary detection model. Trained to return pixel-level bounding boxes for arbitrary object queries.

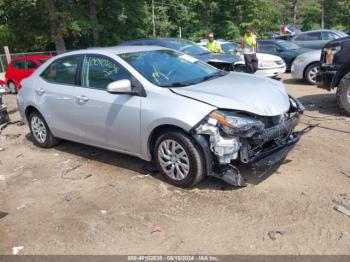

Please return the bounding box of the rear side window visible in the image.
[41,56,80,85]
[81,55,131,90]
[297,32,322,41]
[322,31,339,41]
[11,60,25,70]
[26,60,38,70]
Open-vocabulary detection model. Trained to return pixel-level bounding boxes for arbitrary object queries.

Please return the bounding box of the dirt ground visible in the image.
[0,73,350,255]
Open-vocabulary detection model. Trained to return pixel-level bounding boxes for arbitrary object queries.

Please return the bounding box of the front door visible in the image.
[75,54,141,155]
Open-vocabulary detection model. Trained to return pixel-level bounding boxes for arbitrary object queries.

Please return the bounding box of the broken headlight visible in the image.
[208,110,265,137]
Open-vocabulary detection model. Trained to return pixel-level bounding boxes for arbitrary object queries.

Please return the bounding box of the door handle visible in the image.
[76,95,89,104]
[35,88,45,95]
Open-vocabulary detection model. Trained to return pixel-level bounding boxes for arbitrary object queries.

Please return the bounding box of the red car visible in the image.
[5,55,51,93]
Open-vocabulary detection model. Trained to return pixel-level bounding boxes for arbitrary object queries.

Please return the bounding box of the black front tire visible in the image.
[154,131,205,188]
[29,111,60,148]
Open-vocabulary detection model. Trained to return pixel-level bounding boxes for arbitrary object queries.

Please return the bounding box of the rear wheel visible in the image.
[7,81,17,94]
[304,63,319,85]
[154,131,205,188]
[337,73,350,116]
[29,112,60,148]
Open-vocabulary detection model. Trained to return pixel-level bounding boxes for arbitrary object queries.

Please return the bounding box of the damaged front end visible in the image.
[192,96,304,186]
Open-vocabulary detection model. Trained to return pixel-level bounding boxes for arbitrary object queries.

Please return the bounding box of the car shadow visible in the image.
[283,78,310,85]
[298,93,342,116]
[25,133,289,191]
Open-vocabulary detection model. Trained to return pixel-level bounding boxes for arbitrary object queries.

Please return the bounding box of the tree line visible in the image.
[0,0,349,53]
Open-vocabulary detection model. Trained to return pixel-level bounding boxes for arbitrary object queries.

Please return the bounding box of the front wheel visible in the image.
[304,63,319,85]
[337,73,350,116]
[29,112,60,148]
[154,131,205,188]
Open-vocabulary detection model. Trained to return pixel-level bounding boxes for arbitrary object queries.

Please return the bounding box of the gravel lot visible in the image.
[0,74,350,255]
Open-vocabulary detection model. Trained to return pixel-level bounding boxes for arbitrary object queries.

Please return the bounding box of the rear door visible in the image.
[74,54,141,154]
[38,55,83,140]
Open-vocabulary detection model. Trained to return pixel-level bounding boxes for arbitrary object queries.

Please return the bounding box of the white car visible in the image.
[199,40,286,78]
[291,50,321,84]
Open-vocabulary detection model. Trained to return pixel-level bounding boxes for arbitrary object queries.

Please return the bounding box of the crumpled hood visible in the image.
[171,72,291,116]
[193,53,244,65]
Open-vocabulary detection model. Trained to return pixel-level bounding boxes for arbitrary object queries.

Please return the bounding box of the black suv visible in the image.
[316,36,350,115]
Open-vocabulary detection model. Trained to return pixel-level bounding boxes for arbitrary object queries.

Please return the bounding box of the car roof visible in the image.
[299,29,342,34]
[67,45,169,55]
[11,55,52,62]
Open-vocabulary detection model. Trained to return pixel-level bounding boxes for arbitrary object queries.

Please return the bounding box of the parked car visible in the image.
[17,46,304,187]
[0,87,9,125]
[119,38,246,72]
[291,30,348,49]
[257,40,312,71]
[5,55,51,93]
[214,41,286,78]
[291,50,321,84]
[317,36,350,115]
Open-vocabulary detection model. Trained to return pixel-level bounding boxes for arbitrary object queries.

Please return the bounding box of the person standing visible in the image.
[240,26,258,73]
[206,33,223,53]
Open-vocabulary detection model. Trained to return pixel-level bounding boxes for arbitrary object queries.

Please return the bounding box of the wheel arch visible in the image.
[147,124,213,177]
[147,124,187,161]
[24,105,42,122]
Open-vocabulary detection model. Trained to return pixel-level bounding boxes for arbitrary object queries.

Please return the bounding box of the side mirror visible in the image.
[107,79,133,94]
[276,47,283,52]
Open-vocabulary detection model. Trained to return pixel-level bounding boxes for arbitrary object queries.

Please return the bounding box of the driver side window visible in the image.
[82,55,131,90]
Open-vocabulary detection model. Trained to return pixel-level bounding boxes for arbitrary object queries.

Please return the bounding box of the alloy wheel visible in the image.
[31,116,47,144]
[308,66,319,84]
[157,139,190,181]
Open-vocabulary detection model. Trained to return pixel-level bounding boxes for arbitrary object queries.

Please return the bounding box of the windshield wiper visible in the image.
[202,71,228,81]
[159,82,189,87]
[159,71,227,88]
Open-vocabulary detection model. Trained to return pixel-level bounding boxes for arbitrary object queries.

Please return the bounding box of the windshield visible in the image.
[120,50,225,87]
[277,41,300,50]
[167,39,210,55]
[221,43,240,54]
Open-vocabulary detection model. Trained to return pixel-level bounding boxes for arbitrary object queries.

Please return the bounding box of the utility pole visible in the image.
[152,0,156,37]
[321,0,324,29]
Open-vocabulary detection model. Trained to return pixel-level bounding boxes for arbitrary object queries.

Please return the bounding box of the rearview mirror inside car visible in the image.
[107,79,133,94]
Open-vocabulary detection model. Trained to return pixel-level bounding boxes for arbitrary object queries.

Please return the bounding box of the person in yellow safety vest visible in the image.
[240,26,258,73]
[206,33,223,53]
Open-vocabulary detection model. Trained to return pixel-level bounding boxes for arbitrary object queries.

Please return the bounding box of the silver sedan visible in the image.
[291,50,321,84]
[17,46,304,187]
